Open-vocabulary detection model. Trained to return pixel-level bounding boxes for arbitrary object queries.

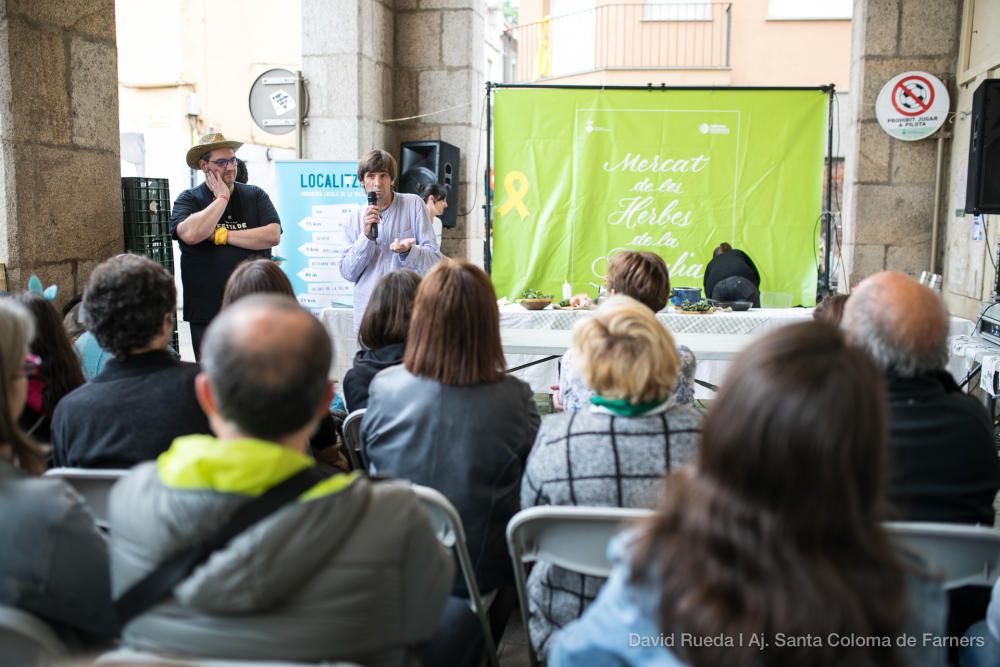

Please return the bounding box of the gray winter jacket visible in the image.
[0,460,117,647]
[109,435,454,666]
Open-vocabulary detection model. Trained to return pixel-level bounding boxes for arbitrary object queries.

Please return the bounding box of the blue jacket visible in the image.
[549,533,947,667]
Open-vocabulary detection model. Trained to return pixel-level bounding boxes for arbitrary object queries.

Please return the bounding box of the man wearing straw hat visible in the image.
[169,133,281,358]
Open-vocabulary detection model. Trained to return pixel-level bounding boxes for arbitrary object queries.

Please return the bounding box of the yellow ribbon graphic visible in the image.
[497,171,530,220]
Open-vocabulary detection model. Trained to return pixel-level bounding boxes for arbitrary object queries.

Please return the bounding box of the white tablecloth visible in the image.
[499,306,816,397]
[322,305,816,398]
[322,305,976,399]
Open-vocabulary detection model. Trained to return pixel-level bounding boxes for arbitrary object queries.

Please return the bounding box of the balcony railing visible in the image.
[509,2,732,83]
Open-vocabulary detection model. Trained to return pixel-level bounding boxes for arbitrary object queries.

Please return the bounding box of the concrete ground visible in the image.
[498,612,532,666]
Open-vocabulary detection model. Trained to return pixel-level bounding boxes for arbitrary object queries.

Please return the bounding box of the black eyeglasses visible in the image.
[209,158,238,168]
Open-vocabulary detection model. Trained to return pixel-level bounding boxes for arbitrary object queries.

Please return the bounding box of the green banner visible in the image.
[492,88,828,306]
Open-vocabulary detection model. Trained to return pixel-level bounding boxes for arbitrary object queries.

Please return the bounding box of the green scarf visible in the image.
[589,395,667,417]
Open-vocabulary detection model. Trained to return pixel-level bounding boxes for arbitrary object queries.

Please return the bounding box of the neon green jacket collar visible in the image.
[157,435,356,500]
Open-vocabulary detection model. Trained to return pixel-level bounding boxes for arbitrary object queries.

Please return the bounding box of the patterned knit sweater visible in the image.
[519,405,703,655]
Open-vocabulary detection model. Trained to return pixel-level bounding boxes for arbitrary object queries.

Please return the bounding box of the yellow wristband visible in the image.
[214,227,228,246]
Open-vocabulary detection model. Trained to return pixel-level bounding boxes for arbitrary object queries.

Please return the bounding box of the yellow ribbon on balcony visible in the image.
[497,171,529,220]
[532,18,551,81]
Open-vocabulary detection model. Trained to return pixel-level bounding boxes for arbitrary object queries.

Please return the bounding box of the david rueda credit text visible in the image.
[629,633,985,649]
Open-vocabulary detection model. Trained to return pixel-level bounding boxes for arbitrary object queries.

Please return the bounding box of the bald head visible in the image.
[842,271,949,377]
[202,295,333,440]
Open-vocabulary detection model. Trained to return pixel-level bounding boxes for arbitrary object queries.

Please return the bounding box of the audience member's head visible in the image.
[83,254,176,358]
[221,259,294,308]
[419,182,449,204]
[813,293,849,326]
[713,241,733,257]
[199,295,332,443]
[359,270,421,350]
[405,258,505,385]
[633,322,905,666]
[419,182,449,218]
[0,299,45,474]
[61,293,86,340]
[16,293,85,417]
[842,271,948,377]
[605,251,671,312]
[572,295,679,405]
[235,157,248,184]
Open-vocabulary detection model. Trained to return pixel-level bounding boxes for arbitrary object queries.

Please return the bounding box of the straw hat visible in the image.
[185,132,243,169]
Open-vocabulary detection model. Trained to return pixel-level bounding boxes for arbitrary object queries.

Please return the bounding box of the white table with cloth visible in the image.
[321,306,818,400]
[499,306,817,398]
[321,305,975,400]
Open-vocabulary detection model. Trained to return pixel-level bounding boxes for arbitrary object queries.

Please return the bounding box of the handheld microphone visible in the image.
[367,191,379,240]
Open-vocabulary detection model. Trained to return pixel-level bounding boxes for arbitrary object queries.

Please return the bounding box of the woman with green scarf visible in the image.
[520,294,704,657]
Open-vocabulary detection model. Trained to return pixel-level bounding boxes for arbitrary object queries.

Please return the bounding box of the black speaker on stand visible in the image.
[398,140,460,228]
[966,79,1000,214]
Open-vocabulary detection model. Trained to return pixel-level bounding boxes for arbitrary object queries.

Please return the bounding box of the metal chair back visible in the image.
[411,484,500,667]
[886,521,1000,589]
[0,605,65,666]
[43,468,128,529]
[506,506,653,666]
[341,408,366,472]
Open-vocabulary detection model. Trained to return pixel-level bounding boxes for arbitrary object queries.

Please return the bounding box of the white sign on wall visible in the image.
[875,71,950,141]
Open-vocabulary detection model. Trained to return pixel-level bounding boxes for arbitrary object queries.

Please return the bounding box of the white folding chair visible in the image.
[97,648,363,666]
[341,408,366,472]
[0,605,66,666]
[886,521,1000,589]
[44,468,128,529]
[410,483,500,667]
[506,506,653,666]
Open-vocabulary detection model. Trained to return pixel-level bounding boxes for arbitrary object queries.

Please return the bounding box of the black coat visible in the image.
[886,371,1000,525]
[51,350,211,469]
[703,248,761,299]
[342,342,406,412]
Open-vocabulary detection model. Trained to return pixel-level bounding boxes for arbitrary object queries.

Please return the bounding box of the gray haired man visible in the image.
[843,271,1000,525]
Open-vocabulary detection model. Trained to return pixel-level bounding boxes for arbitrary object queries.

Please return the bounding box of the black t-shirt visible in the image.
[169,182,281,323]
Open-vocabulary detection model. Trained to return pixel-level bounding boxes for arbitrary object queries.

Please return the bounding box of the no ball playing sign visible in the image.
[876,71,950,141]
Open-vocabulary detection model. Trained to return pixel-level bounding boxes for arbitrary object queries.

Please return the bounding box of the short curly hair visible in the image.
[82,254,176,357]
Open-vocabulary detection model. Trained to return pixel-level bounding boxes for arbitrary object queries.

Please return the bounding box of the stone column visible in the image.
[395,1,486,263]
[302,0,487,263]
[0,0,122,301]
[301,0,395,160]
[841,0,961,285]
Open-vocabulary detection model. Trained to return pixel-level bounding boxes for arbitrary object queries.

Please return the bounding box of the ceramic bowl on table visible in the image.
[670,287,702,307]
[710,300,753,312]
[519,298,552,311]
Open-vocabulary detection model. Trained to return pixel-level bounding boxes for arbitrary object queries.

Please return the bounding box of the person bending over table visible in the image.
[703,241,761,307]
[340,149,442,331]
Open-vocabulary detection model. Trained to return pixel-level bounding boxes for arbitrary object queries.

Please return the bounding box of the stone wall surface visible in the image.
[939,0,1000,319]
[302,0,486,264]
[842,0,961,289]
[0,0,121,302]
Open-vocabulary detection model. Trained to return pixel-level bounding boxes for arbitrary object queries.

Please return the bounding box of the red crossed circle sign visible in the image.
[891,75,935,117]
